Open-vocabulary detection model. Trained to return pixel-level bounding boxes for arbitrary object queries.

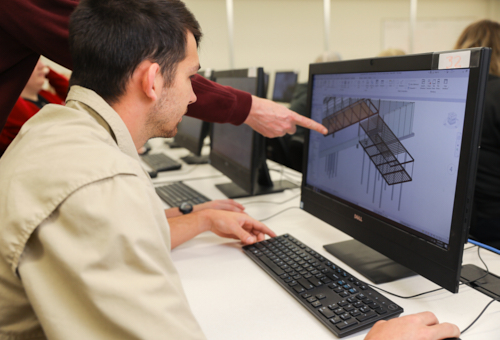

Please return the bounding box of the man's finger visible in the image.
[244,218,276,238]
[429,322,461,339]
[413,311,440,326]
[291,113,328,134]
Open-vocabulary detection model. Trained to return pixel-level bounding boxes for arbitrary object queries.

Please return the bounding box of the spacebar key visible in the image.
[259,256,284,276]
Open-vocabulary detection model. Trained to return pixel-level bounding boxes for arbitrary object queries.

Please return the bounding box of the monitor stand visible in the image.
[165,140,181,148]
[323,239,416,284]
[460,264,500,300]
[181,154,209,164]
[215,180,297,199]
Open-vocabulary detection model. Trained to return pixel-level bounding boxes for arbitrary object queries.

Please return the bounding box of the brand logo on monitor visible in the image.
[354,214,363,222]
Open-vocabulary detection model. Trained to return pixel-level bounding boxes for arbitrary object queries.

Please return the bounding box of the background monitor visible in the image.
[272,71,298,103]
[173,116,210,164]
[301,48,490,293]
[210,68,297,198]
[197,68,215,81]
[166,70,214,150]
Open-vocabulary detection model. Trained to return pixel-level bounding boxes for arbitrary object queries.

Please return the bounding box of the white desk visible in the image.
[148,139,500,340]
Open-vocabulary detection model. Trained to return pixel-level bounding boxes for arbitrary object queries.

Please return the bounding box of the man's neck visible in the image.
[111,97,149,152]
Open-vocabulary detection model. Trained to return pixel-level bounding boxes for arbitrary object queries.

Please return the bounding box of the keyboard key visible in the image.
[297,278,315,290]
[329,316,342,324]
[357,311,377,322]
[336,318,358,330]
[319,307,335,318]
[293,286,305,293]
[311,301,322,308]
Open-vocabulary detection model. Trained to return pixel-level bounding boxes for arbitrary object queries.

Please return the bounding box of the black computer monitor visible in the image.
[301,48,491,293]
[210,68,297,198]
[272,71,298,103]
[173,116,210,164]
[197,69,214,81]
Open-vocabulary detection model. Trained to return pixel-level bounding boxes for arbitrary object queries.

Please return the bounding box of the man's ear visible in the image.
[143,62,161,101]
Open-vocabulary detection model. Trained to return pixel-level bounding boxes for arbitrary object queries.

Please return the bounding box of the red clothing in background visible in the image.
[0,69,69,152]
[0,0,251,135]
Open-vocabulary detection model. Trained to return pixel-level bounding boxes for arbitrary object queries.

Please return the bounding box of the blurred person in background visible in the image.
[455,19,500,246]
[0,58,69,156]
[377,48,406,57]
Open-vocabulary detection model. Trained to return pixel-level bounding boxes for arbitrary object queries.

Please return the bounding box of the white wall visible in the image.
[184,0,500,91]
[42,0,500,95]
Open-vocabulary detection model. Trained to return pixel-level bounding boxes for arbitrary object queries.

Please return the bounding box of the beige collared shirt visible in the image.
[0,86,206,340]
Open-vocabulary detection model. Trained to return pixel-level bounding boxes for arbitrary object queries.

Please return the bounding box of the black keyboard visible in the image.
[141,153,182,172]
[155,181,210,207]
[243,234,403,338]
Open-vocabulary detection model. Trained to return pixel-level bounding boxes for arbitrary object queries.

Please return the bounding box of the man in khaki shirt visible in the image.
[0,1,275,339]
[0,1,461,339]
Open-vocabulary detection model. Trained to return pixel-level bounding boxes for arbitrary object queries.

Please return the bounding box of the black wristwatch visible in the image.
[179,202,193,215]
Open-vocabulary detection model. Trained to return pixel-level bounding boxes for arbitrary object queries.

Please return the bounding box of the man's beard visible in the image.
[146,91,184,138]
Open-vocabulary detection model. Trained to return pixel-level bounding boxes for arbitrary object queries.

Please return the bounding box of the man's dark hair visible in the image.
[69,0,202,104]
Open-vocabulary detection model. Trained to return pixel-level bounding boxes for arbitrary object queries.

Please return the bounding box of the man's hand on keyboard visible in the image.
[204,210,275,245]
[364,312,460,340]
[169,210,276,249]
[193,199,245,213]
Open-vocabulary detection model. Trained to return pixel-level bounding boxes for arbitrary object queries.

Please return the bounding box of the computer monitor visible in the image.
[197,69,214,81]
[301,48,491,293]
[210,68,297,198]
[173,116,210,164]
[272,71,298,103]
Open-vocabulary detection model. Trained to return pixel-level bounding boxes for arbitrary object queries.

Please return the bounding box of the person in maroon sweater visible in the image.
[0,58,69,153]
[0,0,327,143]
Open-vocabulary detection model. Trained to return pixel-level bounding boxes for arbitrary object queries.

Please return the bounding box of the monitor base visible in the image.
[323,239,416,284]
[215,180,297,199]
[181,154,209,164]
[461,264,500,300]
[165,140,181,148]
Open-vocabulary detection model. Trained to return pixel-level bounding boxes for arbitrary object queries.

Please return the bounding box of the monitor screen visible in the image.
[301,48,490,293]
[173,116,209,162]
[272,71,298,103]
[210,68,297,198]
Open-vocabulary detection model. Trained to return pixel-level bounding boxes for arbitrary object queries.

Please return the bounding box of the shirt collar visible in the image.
[65,86,141,162]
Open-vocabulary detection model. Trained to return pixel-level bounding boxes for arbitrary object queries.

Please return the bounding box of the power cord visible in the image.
[242,193,300,206]
[259,206,302,222]
[269,168,302,186]
[460,297,499,334]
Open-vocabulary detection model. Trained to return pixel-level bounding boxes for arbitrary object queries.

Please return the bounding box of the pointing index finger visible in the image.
[291,112,328,135]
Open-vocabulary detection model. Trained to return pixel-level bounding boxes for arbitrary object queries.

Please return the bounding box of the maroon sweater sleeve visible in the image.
[0,0,77,133]
[187,74,252,125]
[46,69,70,100]
[0,0,251,133]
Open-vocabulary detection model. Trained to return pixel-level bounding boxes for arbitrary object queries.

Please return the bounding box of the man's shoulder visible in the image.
[0,103,148,273]
[2,103,144,190]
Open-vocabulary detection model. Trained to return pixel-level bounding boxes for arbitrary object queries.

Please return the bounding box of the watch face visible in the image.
[179,202,193,214]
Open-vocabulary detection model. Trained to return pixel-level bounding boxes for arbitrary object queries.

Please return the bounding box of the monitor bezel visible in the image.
[210,68,267,196]
[300,48,490,292]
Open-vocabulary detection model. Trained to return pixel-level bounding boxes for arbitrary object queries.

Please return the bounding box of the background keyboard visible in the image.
[141,153,182,172]
[243,234,403,338]
[155,181,210,207]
